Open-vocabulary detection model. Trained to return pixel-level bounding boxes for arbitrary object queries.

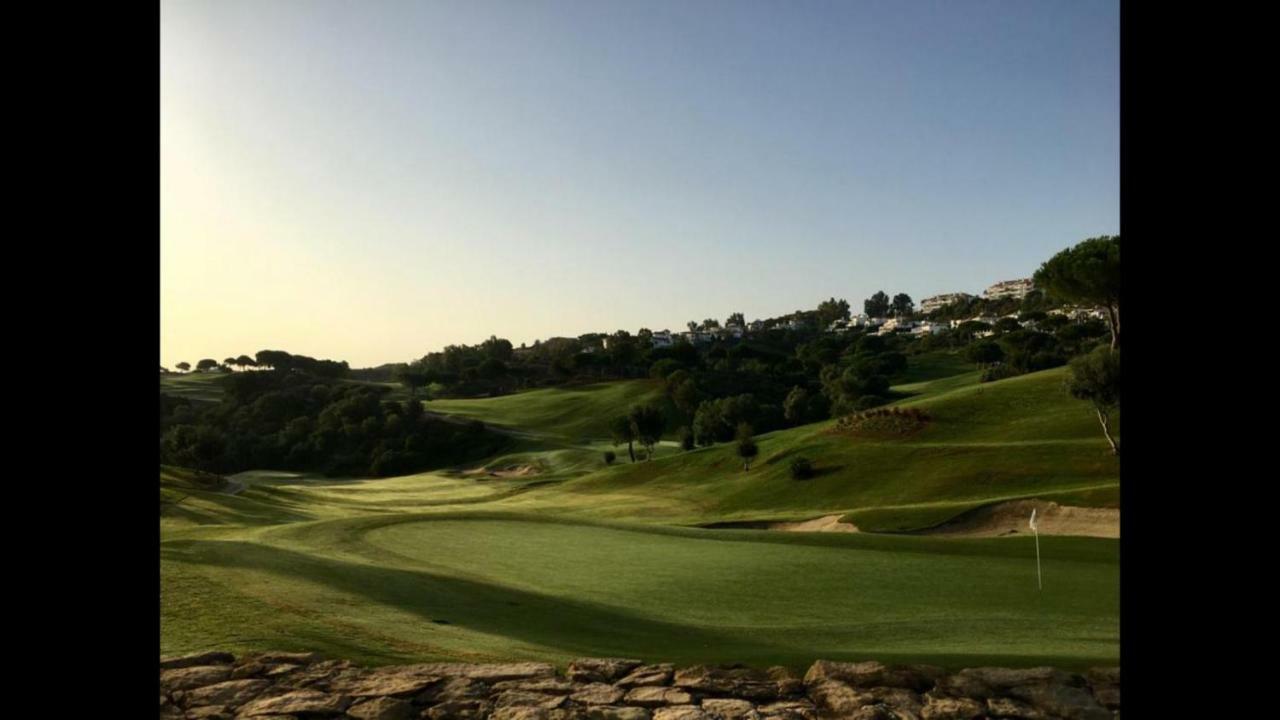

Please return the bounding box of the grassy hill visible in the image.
[161,360,1119,671]
[160,372,229,403]
[491,366,1118,531]
[429,379,670,442]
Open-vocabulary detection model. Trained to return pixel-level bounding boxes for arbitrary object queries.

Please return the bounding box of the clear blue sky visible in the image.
[162,0,1118,368]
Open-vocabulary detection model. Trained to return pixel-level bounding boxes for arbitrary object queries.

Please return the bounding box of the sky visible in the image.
[161,0,1118,369]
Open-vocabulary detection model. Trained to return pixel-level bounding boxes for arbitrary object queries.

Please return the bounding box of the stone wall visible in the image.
[159,652,1119,720]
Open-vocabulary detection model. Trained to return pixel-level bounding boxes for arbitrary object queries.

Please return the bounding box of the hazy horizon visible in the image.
[161,0,1118,369]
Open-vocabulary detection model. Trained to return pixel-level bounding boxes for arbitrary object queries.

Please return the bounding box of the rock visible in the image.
[572,683,627,705]
[755,700,817,720]
[250,651,324,665]
[807,680,874,715]
[934,667,1072,698]
[161,651,236,670]
[804,661,943,692]
[230,662,270,680]
[986,696,1049,719]
[492,707,552,720]
[332,671,442,698]
[492,678,578,695]
[934,667,1108,720]
[1086,668,1120,711]
[345,696,415,720]
[271,660,359,690]
[416,676,490,704]
[920,694,984,720]
[624,687,695,707]
[568,658,645,684]
[161,665,233,691]
[236,689,351,716]
[865,687,923,716]
[652,707,709,720]
[765,667,804,698]
[616,664,675,688]
[410,662,557,682]
[847,706,897,720]
[177,679,272,709]
[579,707,652,720]
[673,666,778,701]
[495,690,568,710]
[422,699,491,719]
[184,705,233,719]
[699,698,758,720]
[1006,682,1111,720]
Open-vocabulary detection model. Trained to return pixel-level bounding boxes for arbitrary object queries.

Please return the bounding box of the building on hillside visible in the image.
[982,278,1035,300]
[650,330,674,348]
[919,292,975,314]
[748,320,765,332]
[912,321,948,336]
[878,318,917,335]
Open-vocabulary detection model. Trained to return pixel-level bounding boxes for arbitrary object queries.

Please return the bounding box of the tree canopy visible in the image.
[1034,235,1120,348]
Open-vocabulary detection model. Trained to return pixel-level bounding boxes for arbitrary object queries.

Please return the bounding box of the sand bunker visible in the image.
[704,514,860,533]
[463,464,541,479]
[914,499,1118,538]
[769,514,860,533]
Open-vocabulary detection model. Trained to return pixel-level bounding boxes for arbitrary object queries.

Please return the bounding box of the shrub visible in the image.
[980,364,1021,383]
[790,457,815,480]
[603,450,616,465]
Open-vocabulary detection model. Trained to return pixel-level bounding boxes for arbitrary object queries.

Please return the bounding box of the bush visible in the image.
[603,450,616,465]
[790,457,815,480]
[980,364,1021,383]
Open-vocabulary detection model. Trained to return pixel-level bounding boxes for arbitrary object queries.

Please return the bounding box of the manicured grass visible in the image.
[163,512,1116,670]
[429,380,670,442]
[160,372,230,403]
[496,367,1118,530]
[161,363,1119,671]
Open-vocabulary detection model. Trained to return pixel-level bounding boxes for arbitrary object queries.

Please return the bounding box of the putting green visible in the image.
[162,513,1117,669]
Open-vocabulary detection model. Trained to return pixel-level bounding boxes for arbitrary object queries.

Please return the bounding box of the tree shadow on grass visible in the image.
[160,539,765,664]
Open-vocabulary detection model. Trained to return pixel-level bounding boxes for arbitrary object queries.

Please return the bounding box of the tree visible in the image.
[678,426,695,451]
[816,298,852,329]
[702,319,721,330]
[790,457,814,480]
[1033,235,1120,348]
[610,415,636,462]
[783,386,811,426]
[864,291,890,318]
[891,293,914,318]
[223,357,237,369]
[965,341,1004,369]
[628,403,666,461]
[176,362,190,373]
[693,401,724,447]
[726,312,745,327]
[687,321,699,333]
[196,358,218,372]
[235,355,256,371]
[396,364,430,400]
[1066,347,1120,456]
[735,422,758,471]
[603,450,616,465]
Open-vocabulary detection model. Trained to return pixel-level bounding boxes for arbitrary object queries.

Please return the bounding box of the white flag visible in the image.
[1029,508,1038,531]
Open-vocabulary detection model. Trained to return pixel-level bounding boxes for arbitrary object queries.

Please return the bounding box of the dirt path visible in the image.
[912,499,1118,538]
